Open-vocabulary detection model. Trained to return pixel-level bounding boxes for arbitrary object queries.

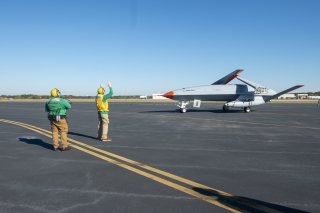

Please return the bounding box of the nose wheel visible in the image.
[180,108,187,113]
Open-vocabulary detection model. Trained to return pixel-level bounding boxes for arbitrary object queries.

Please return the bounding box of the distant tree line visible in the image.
[0,94,149,99]
[307,92,320,96]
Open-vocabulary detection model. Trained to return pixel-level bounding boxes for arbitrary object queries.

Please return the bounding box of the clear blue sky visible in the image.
[1,0,319,96]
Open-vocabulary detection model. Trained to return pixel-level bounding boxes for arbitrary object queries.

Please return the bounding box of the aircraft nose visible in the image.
[162,91,174,99]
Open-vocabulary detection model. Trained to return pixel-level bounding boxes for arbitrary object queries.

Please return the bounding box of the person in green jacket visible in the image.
[95,82,113,141]
[45,88,71,151]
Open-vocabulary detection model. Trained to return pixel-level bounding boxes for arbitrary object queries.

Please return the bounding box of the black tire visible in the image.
[223,105,229,112]
[180,108,187,113]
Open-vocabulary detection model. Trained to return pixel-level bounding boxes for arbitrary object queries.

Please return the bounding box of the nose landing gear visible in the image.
[177,101,189,113]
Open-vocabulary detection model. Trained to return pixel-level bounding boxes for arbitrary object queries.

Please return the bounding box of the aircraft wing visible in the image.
[236,76,263,89]
[212,69,243,85]
[264,85,304,101]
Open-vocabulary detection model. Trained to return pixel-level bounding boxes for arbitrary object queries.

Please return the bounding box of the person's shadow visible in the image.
[19,137,53,150]
[68,132,97,140]
[192,187,309,213]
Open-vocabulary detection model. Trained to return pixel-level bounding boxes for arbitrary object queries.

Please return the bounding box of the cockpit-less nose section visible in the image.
[162,69,303,113]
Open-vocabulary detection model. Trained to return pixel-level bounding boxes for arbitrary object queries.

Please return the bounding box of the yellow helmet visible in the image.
[97,87,105,94]
[50,88,61,97]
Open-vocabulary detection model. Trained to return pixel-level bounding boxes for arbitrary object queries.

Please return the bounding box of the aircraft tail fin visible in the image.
[265,85,304,101]
[212,69,243,85]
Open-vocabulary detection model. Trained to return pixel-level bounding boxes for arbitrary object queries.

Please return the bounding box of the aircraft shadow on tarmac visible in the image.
[139,109,251,114]
[68,131,97,140]
[192,187,308,213]
[18,137,53,150]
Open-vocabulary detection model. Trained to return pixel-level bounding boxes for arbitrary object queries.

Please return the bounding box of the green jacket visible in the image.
[45,97,71,116]
[97,87,113,114]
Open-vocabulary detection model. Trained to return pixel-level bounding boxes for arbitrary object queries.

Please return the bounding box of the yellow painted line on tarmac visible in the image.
[0,119,283,213]
[72,144,241,212]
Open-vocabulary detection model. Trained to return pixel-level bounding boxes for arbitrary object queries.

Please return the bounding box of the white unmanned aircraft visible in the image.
[162,69,303,113]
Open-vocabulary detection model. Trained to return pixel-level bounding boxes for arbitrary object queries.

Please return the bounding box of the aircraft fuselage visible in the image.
[168,84,254,101]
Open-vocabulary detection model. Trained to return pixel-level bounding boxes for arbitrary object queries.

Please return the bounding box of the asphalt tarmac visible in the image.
[0,101,319,213]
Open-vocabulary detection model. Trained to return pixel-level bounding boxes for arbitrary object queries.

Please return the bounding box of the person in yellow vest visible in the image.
[96,82,113,141]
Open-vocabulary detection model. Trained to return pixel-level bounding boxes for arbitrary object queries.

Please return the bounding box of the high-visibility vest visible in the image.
[95,94,108,112]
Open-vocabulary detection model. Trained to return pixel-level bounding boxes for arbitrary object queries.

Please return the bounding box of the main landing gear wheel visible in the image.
[180,108,187,113]
[244,107,251,113]
[223,105,229,112]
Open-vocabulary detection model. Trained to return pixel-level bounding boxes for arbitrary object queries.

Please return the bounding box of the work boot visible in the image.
[101,138,112,142]
[60,146,71,151]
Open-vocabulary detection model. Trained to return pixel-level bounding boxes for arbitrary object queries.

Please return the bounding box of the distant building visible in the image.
[278,93,309,99]
[139,95,147,99]
[152,93,169,100]
[296,94,308,99]
[278,94,296,99]
[308,96,320,99]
